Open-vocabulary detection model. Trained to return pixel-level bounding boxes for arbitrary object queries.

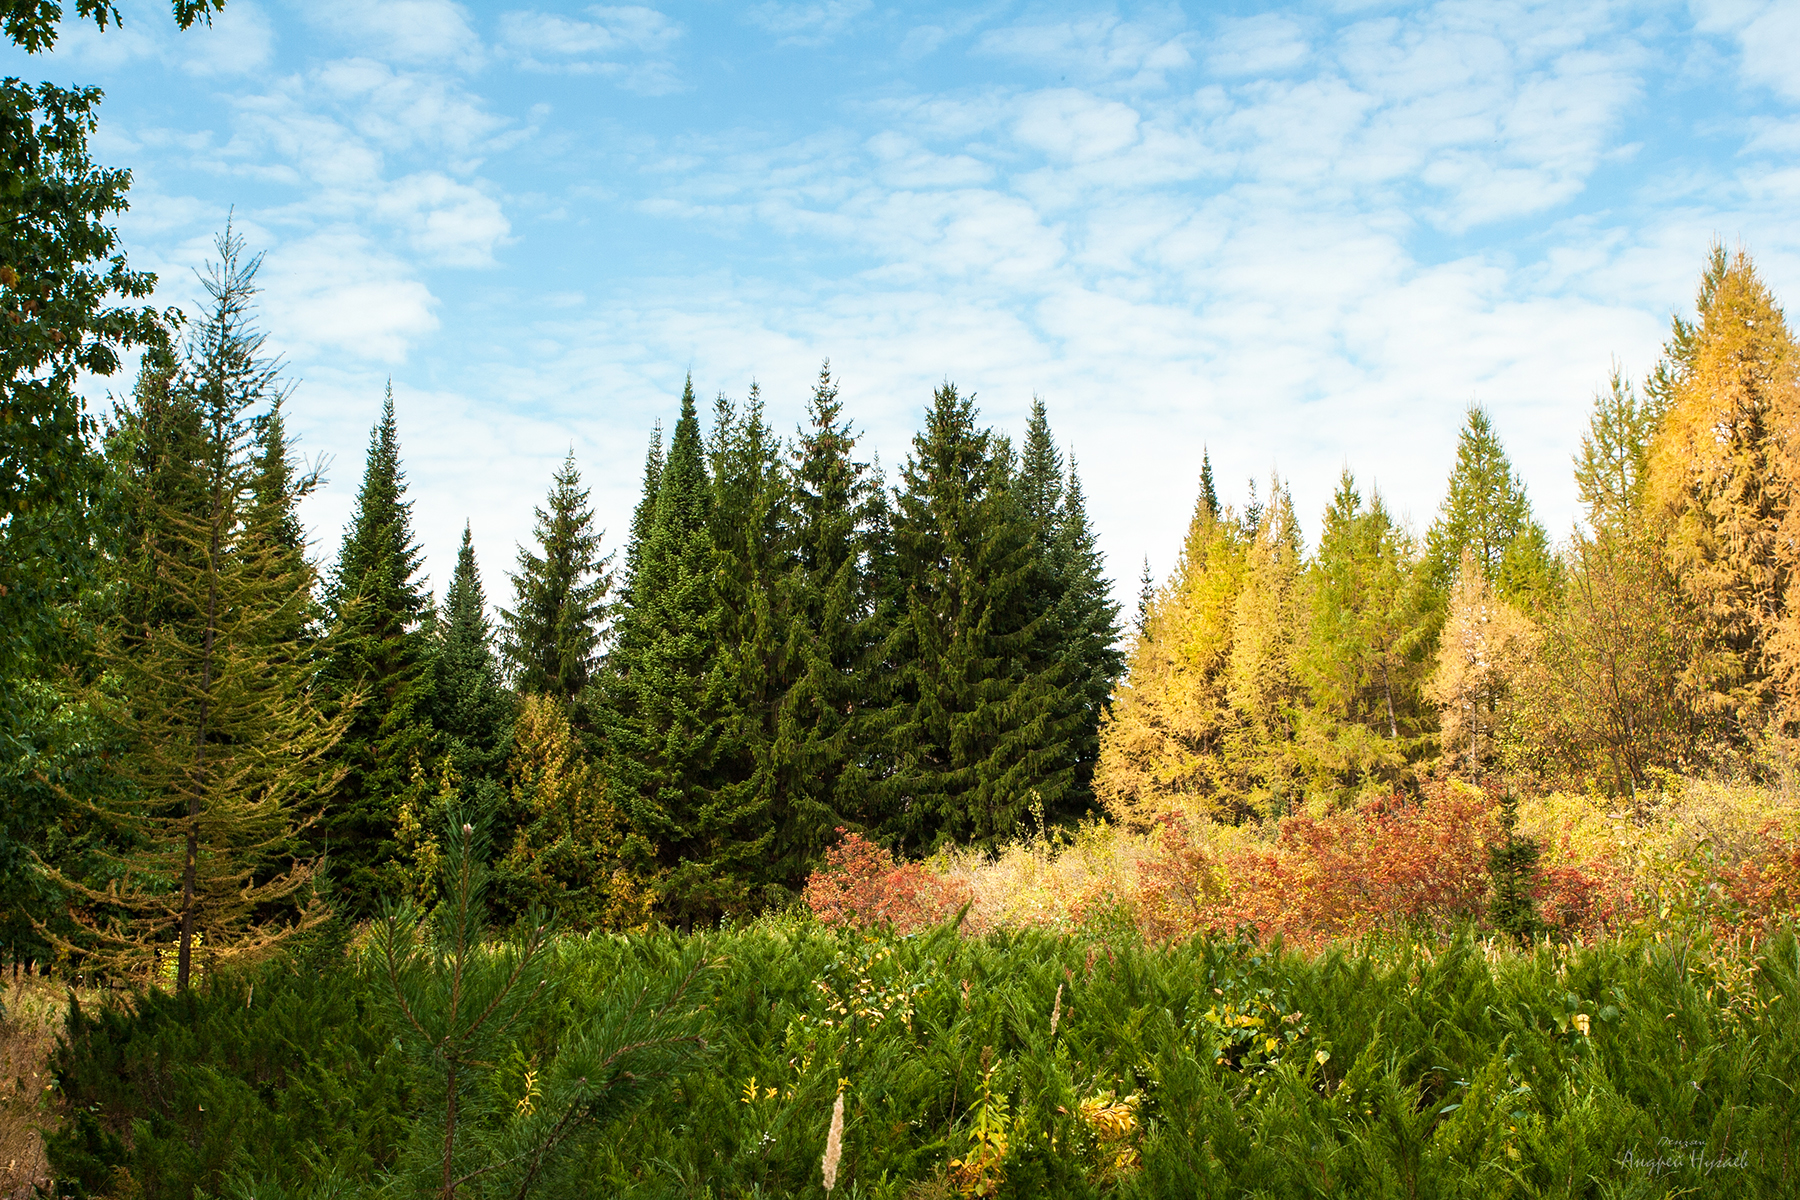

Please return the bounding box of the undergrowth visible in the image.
[42,919,1800,1198]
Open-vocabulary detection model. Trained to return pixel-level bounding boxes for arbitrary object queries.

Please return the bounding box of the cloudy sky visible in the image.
[8,0,1799,610]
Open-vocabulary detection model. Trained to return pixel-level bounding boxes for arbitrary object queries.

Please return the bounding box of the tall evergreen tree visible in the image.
[1574,365,1659,536]
[607,423,664,672]
[1647,246,1800,733]
[1424,407,1556,605]
[1296,470,1432,790]
[768,364,892,888]
[883,384,1076,852]
[603,378,764,926]
[432,524,512,783]
[1048,455,1125,819]
[45,228,343,986]
[708,386,794,900]
[1136,557,1156,642]
[501,452,611,705]
[320,386,436,916]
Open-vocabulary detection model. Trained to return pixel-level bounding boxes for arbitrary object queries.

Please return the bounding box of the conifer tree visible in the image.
[1647,246,1800,733]
[1048,456,1124,818]
[494,694,649,931]
[321,387,436,916]
[46,229,343,986]
[432,524,512,783]
[707,386,797,899]
[1424,407,1556,606]
[1097,478,1250,825]
[501,452,611,705]
[769,364,891,886]
[606,424,664,675]
[883,384,1075,851]
[1427,550,1539,778]
[603,378,764,925]
[1536,369,1703,793]
[1574,365,1659,536]
[1136,557,1155,642]
[1295,470,1432,790]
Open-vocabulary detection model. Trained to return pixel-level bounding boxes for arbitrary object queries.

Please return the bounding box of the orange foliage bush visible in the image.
[1726,824,1800,937]
[803,830,970,933]
[1202,784,1496,947]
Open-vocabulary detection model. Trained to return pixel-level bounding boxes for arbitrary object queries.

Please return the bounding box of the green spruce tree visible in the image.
[602,378,764,926]
[1424,406,1556,606]
[708,386,794,902]
[883,384,1076,852]
[768,364,892,888]
[501,452,611,706]
[320,386,436,917]
[432,524,512,784]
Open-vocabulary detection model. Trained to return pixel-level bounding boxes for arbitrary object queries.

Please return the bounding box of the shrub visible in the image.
[803,830,969,933]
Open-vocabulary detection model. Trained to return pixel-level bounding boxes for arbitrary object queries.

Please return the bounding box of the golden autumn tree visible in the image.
[1426,550,1539,779]
[494,693,651,931]
[1095,476,1309,824]
[1646,245,1800,737]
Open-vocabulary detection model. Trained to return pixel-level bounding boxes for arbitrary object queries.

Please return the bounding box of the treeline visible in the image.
[1101,245,1798,825]
[1,230,1124,971]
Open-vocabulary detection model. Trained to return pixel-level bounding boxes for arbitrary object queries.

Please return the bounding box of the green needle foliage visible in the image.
[49,920,1800,1199]
[321,387,437,918]
[501,453,611,707]
[373,817,708,1200]
[42,229,344,987]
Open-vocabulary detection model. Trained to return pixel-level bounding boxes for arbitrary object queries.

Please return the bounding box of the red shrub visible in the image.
[1724,823,1800,937]
[1533,862,1629,940]
[1143,785,1498,949]
[804,830,970,933]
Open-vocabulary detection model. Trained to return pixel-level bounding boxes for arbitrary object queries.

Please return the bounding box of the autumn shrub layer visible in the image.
[809,779,1800,949]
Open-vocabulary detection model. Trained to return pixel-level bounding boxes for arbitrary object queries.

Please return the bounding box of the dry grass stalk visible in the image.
[1050,982,1063,1037]
[1,972,82,1200]
[822,1091,845,1192]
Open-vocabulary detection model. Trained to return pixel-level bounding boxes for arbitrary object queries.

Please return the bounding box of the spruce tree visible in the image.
[501,452,611,705]
[708,386,794,900]
[1051,457,1125,817]
[603,378,764,926]
[1297,470,1432,789]
[884,384,1076,852]
[46,229,343,986]
[432,524,512,782]
[606,423,664,674]
[320,387,436,916]
[1136,558,1156,642]
[1424,407,1556,606]
[768,363,891,888]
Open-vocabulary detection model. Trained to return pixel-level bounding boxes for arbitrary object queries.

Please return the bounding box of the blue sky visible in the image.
[8,0,1800,609]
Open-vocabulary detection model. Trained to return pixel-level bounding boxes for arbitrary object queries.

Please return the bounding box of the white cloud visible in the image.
[1692,0,1800,102]
[975,13,1194,88]
[498,6,682,90]
[1204,14,1310,78]
[372,172,511,265]
[744,0,872,45]
[1015,90,1142,163]
[303,0,482,68]
[177,0,275,75]
[261,229,440,363]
